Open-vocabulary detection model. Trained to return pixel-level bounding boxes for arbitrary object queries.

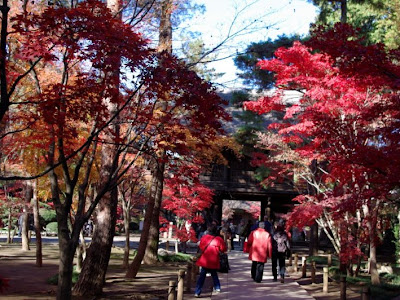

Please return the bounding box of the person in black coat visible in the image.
[271,224,290,283]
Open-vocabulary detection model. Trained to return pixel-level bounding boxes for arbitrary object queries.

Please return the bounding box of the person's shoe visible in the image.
[194,293,200,298]
[273,278,278,282]
[213,288,221,293]
[280,278,284,283]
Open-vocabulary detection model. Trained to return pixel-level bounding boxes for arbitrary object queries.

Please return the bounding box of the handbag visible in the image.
[218,252,230,273]
[243,240,249,253]
[195,236,216,261]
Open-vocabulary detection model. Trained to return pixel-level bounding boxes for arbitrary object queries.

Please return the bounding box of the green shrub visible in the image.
[40,208,56,223]
[328,271,400,300]
[370,282,400,300]
[307,256,327,265]
[383,273,400,285]
[47,268,80,285]
[306,255,339,266]
[158,252,193,263]
[46,222,58,233]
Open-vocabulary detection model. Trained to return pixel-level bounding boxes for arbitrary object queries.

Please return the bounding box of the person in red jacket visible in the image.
[248,221,272,283]
[195,223,227,297]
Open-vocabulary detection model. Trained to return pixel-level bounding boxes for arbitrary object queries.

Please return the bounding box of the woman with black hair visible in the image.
[194,223,227,298]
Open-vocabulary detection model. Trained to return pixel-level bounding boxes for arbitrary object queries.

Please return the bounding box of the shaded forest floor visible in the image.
[0,242,190,299]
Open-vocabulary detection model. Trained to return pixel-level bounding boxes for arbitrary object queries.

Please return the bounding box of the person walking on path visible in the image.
[220,221,233,252]
[237,219,246,250]
[272,224,290,283]
[247,221,272,283]
[195,224,227,298]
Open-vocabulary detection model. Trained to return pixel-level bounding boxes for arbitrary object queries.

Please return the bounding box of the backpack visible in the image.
[274,232,288,253]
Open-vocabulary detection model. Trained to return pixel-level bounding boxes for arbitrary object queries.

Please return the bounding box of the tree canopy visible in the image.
[311,0,400,48]
[234,35,303,90]
[245,23,400,281]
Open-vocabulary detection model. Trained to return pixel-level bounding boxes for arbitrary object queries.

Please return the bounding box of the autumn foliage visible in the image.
[162,160,215,242]
[245,23,400,268]
[0,0,232,297]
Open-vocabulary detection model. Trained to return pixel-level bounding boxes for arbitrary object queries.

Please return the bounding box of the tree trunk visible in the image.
[32,180,42,267]
[54,193,80,300]
[21,182,32,251]
[142,0,172,264]
[10,226,16,243]
[368,210,380,285]
[308,160,319,256]
[73,188,118,296]
[308,222,319,256]
[6,207,12,243]
[354,210,362,277]
[369,239,379,284]
[73,0,121,295]
[123,220,130,268]
[75,230,87,273]
[316,213,341,254]
[56,217,78,300]
[126,176,158,278]
[397,210,400,263]
[354,256,362,277]
[340,0,347,23]
[158,0,173,53]
[143,161,165,264]
[363,203,380,285]
[122,198,131,268]
[0,0,10,122]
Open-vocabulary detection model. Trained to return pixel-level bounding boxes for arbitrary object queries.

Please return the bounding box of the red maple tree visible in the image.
[245,23,400,282]
[162,159,215,242]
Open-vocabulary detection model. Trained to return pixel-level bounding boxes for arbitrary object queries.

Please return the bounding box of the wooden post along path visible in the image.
[294,253,299,272]
[185,263,192,292]
[168,281,176,300]
[177,269,185,300]
[323,267,329,293]
[311,260,316,284]
[302,256,307,278]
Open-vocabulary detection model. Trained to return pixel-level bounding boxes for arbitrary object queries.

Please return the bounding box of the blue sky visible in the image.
[191,0,319,90]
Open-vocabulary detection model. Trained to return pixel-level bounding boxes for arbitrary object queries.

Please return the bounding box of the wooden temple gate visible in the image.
[200,155,299,225]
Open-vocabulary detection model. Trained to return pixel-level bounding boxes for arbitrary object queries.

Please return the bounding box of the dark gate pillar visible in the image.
[261,198,265,221]
[261,197,271,222]
[211,196,223,225]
